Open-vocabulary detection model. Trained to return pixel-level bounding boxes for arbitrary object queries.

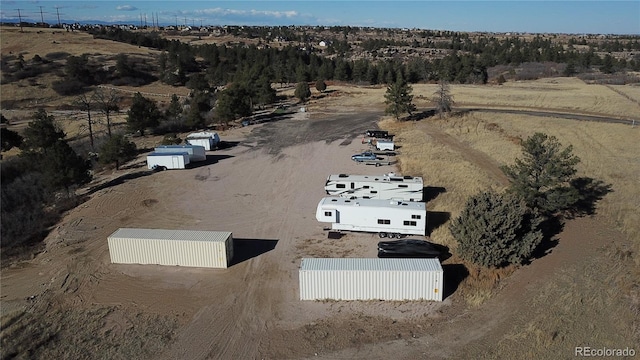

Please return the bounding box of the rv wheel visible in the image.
[379,232,387,238]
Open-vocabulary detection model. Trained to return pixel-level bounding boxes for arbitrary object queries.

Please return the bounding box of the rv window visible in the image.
[363,186,370,189]
[412,214,421,219]
[371,191,377,194]
[377,219,391,225]
[398,184,408,188]
[403,221,417,226]
[324,211,332,216]
[351,182,355,189]
[336,184,346,188]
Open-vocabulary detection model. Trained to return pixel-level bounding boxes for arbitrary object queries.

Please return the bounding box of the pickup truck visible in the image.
[351,151,378,162]
[366,130,393,139]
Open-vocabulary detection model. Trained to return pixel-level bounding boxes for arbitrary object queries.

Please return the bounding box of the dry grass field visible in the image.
[2,27,639,359]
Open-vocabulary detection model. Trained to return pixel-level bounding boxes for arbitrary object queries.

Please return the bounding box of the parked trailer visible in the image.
[146,152,190,170]
[325,173,423,202]
[107,228,233,268]
[185,131,220,151]
[299,258,443,301]
[375,139,395,151]
[316,197,426,237]
[155,145,206,162]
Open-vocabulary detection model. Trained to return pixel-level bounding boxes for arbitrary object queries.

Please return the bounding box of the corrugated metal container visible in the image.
[299,258,443,301]
[107,228,233,268]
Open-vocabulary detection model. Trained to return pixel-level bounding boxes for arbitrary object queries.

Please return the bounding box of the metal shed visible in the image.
[299,258,443,301]
[107,228,233,268]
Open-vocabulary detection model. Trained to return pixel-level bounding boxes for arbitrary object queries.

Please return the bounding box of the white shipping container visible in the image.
[299,258,443,301]
[155,145,206,162]
[107,228,233,268]
[146,152,190,170]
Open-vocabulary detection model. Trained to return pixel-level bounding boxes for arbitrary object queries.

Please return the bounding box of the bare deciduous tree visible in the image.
[74,92,97,150]
[433,81,454,119]
[93,88,121,137]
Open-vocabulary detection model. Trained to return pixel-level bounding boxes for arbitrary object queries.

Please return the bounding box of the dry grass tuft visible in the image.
[458,263,516,307]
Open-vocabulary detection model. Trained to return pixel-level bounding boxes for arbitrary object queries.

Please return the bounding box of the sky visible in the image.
[1,1,638,35]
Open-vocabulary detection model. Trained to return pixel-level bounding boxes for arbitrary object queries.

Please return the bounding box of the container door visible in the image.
[172,156,180,168]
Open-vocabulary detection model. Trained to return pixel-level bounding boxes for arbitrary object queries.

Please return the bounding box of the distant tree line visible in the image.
[84,27,640,88]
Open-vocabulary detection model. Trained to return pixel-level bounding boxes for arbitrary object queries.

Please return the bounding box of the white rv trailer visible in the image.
[325,173,423,202]
[316,197,426,238]
[155,145,206,162]
[185,131,220,151]
[146,152,190,170]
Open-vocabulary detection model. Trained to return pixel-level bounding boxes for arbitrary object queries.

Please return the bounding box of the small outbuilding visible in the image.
[107,228,234,268]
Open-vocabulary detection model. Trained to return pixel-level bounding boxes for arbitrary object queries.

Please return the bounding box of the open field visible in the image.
[2,28,640,359]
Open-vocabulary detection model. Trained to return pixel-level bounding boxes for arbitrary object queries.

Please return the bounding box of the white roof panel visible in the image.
[300,258,442,272]
[109,228,232,243]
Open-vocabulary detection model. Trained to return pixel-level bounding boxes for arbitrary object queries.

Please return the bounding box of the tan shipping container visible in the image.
[299,258,443,301]
[107,228,233,268]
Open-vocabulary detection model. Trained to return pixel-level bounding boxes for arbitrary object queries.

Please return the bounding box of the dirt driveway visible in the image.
[4,107,448,359]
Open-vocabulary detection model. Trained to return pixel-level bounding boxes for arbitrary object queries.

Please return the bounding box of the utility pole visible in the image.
[38,6,45,27]
[144,13,147,28]
[15,9,23,32]
[174,15,177,28]
[55,7,61,27]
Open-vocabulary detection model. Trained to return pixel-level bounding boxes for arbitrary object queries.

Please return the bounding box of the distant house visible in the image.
[319,40,327,47]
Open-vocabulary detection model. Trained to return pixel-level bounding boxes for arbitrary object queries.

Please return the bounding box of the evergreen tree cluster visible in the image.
[450,133,608,268]
[1,110,91,254]
[86,28,640,90]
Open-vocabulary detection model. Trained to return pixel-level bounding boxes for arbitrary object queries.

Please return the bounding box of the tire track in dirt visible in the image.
[459,107,637,125]
[420,121,511,187]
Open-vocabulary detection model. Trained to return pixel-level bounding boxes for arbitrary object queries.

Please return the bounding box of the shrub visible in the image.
[450,191,544,268]
[98,134,137,169]
[51,79,88,96]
